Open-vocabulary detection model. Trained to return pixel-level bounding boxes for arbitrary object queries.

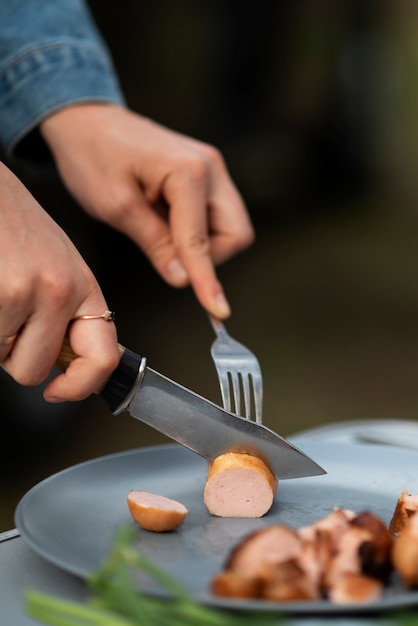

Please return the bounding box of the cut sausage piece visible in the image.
[392,511,418,587]
[389,488,418,537]
[226,525,302,577]
[127,490,188,532]
[212,525,304,600]
[210,507,391,603]
[211,571,262,599]
[262,559,321,601]
[299,507,355,552]
[204,452,278,518]
[328,573,383,604]
[350,511,393,582]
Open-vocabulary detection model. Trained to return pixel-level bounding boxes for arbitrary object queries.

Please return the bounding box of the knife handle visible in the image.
[57,338,144,414]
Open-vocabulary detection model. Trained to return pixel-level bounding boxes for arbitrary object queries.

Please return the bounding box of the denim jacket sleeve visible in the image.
[0,0,125,170]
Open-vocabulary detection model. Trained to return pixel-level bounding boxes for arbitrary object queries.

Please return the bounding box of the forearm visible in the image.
[0,0,124,171]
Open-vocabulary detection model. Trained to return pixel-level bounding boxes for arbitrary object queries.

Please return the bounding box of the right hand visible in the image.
[40,105,255,319]
[0,162,120,402]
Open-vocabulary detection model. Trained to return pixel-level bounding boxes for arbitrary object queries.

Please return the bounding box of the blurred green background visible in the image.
[3,0,418,530]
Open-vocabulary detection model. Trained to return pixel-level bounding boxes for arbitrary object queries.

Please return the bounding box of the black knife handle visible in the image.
[57,338,144,414]
[100,347,143,413]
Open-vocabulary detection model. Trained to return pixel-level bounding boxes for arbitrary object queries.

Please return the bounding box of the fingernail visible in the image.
[167,259,189,285]
[214,292,231,318]
[45,396,66,403]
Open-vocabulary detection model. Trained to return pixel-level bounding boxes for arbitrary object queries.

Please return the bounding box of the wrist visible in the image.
[40,102,121,144]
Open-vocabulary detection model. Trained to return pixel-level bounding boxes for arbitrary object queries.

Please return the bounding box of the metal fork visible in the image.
[208,315,263,423]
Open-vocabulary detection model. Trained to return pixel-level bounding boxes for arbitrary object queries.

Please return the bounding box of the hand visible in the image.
[40,104,254,318]
[0,162,119,402]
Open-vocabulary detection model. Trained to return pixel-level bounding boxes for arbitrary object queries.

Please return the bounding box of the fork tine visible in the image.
[230,371,241,416]
[219,374,232,413]
[208,314,263,422]
[241,373,252,421]
[252,373,263,423]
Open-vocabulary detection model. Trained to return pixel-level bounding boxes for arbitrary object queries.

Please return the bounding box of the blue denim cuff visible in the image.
[0,40,125,171]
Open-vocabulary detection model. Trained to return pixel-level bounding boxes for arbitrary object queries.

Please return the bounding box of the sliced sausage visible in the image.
[299,507,355,553]
[328,573,383,604]
[211,571,262,599]
[350,511,393,582]
[225,525,302,577]
[262,559,321,601]
[127,490,188,532]
[392,511,418,587]
[210,508,392,604]
[389,488,418,537]
[203,452,278,518]
[212,524,303,600]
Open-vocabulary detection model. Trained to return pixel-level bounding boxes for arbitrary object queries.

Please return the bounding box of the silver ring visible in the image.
[0,333,18,346]
[73,310,115,322]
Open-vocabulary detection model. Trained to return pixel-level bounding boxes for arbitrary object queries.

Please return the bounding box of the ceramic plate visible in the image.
[15,442,418,614]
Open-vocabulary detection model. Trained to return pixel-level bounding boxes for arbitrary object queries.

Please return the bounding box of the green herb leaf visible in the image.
[26,526,285,626]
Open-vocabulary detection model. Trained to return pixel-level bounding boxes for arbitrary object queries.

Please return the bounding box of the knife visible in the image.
[58,342,325,480]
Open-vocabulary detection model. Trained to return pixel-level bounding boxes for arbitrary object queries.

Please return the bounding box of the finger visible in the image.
[0,332,19,363]
[44,313,119,402]
[204,197,255,268]
[2,312,66,386]
[0,316,24,363]
[102,179,190,288]
[165,171,231,318]
[205,157,255,264]
[0,287,32,364]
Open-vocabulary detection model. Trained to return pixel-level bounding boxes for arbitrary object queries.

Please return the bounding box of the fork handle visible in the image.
[208,313,224,336]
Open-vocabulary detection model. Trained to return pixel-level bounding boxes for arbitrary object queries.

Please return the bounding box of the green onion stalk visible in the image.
[26,527,285,626]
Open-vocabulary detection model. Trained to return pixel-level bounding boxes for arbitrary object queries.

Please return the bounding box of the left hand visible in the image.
[40,104,254,318]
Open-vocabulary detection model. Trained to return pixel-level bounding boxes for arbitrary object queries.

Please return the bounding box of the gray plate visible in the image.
[290,419,418,450]
[15,442,418,614]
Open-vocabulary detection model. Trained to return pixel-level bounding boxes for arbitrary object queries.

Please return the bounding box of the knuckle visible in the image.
[42,266,97,314]
[89,185,138,226]
[40,270,74,311]
[180,155,208,184]
[175,144,223,184]
[102,187,138,223]
[1,274,29,309]
[238,224,256,249]
[184,232,211,256]
[201,143,224,168]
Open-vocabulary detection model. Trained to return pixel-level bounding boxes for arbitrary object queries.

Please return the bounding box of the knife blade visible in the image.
[58,342,325,479]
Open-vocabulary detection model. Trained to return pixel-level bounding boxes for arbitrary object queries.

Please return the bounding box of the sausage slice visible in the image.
[204,452,278,518]
[127,490,188,532]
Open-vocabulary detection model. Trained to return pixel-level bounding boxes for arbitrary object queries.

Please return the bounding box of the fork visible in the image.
[208,314,263,423]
